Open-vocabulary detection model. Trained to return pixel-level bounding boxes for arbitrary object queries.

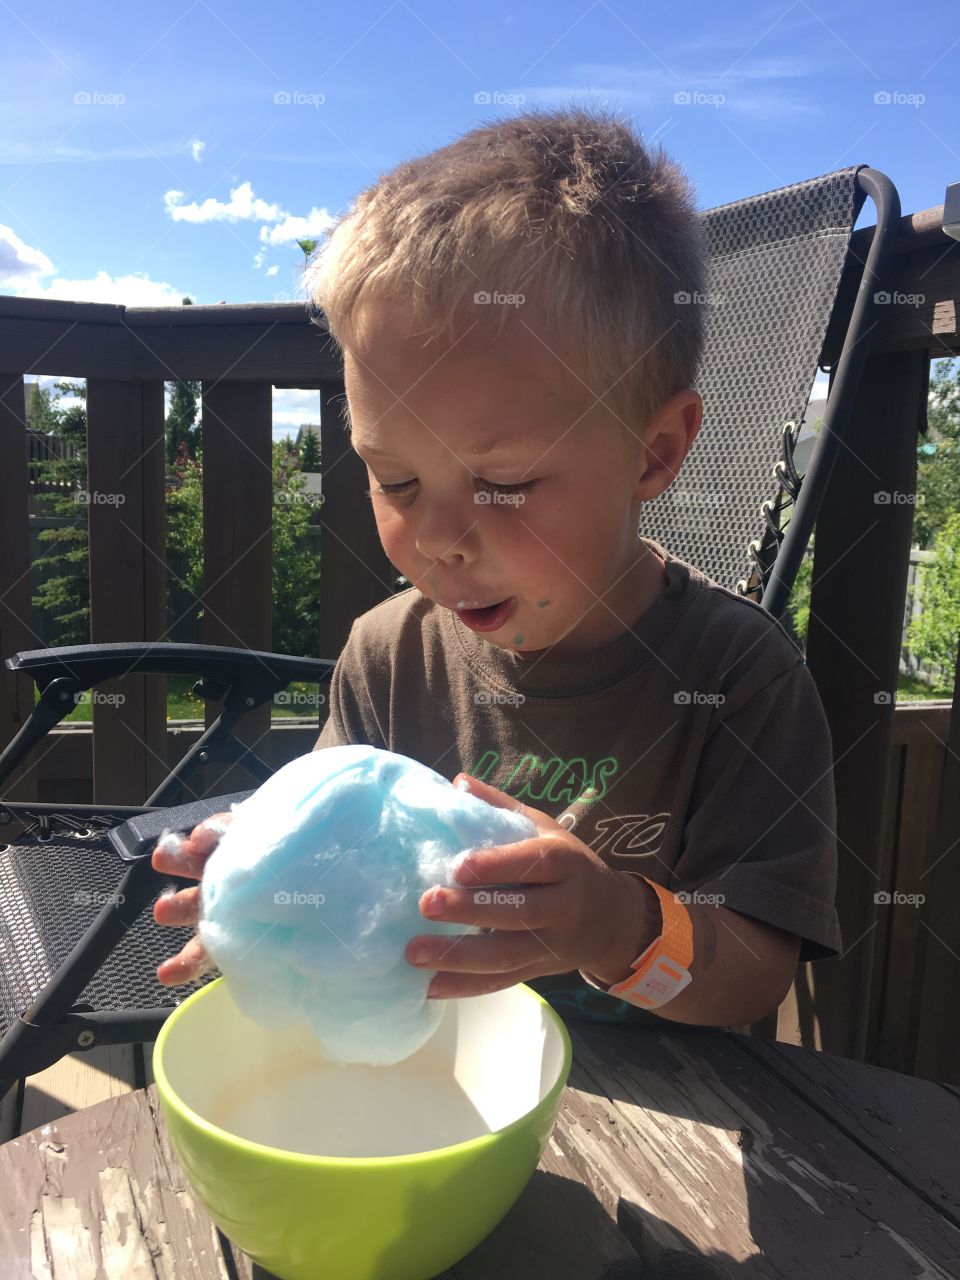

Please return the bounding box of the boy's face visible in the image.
[344,298,699,661]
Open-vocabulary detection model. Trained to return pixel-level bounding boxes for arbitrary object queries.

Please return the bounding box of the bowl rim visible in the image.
[153,976,573,1169]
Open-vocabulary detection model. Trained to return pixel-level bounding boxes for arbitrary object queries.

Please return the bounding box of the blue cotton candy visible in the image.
[198,745,538,1066]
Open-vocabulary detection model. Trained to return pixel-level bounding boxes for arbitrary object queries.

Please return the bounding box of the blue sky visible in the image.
[1,0,956,434]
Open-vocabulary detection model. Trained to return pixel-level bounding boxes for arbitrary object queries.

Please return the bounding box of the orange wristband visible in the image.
[581,877,694,1009]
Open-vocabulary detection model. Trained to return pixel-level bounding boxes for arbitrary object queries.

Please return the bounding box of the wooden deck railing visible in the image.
[0,201,958,1080]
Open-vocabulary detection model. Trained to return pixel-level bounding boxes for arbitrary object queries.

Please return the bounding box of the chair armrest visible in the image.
[5,642,334,693]
[108,790,257,862]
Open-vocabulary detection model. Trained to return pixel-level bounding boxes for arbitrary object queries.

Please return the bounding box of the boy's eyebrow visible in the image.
[357,433,545,457]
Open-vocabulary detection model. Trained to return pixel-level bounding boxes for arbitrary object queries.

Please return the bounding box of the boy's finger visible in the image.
[153,884,201,927]
[156,933,215,986]
[150,812,232,878]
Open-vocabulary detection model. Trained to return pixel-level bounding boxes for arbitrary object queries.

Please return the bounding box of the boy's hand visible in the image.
[405,775,656,999]
[151,813,233,985]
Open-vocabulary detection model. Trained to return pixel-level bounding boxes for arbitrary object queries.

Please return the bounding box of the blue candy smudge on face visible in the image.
[198,745,537,1066]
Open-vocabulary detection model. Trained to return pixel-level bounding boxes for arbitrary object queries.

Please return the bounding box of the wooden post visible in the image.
[802,347,928,1062]
[0,373,37,801]
[86,379,167,805]
[201,380,273,794]
[914,639,960,1085]
[318,380,396,662]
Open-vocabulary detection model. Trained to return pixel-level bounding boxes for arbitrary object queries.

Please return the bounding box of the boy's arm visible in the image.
[587,873,801,1026]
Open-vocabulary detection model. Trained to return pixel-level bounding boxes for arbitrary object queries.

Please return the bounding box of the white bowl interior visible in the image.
[159,980,568,1158]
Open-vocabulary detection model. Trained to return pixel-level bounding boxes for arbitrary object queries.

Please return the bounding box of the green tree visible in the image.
[31,380,90,646]
[164,438,321,656]
[298,425,320,472]
[165,439,204,642]
[915,358,960,550]
[907,511,960,675]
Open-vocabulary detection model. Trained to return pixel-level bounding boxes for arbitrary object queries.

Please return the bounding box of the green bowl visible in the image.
[153,977,572,1280]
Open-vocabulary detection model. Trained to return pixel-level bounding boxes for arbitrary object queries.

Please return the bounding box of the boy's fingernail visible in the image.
[410,944,432,965]
[422,889,445,917]
[456,856,478,882]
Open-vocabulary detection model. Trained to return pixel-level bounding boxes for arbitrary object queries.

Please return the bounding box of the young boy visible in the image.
[153,106,841,1030]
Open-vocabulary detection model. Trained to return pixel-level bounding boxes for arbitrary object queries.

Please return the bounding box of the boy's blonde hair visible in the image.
[305,106,706,436]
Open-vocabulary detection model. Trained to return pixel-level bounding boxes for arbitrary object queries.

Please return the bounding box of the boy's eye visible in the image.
[364,478,538,497]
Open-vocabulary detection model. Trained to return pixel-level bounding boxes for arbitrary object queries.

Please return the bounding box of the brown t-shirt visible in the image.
[314,537,842,1024]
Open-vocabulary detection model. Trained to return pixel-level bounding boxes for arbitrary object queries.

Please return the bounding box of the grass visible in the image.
[41,675,326,723]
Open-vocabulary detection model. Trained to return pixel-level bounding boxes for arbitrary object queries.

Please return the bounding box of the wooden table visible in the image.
[1,1022,958,1279]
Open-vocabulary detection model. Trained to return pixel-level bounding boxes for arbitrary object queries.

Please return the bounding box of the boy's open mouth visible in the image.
[454,598,515,632]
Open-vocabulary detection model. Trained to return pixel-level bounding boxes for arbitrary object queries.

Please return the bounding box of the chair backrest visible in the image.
[640,166,868,598]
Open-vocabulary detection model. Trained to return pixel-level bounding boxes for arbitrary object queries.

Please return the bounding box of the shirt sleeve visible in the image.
[312,620,389,752]
[672,659,842,962]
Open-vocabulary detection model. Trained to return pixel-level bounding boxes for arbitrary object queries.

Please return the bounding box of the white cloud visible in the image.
[259,207,337,246]
[166,180,337,278]
[0,222,185,304]
[164,180,284,224]
[0,224,54,284]
[190,138,206,163]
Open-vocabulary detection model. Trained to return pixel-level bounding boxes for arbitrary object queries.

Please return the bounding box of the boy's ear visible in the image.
[631,390,703,502]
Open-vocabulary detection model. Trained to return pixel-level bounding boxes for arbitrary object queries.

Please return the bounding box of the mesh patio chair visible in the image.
[0,163,901,1104]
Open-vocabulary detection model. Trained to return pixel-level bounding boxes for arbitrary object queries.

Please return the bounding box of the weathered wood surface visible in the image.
[1,1025,957,1279]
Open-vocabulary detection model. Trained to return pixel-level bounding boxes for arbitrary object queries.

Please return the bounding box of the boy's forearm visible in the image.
[590,873,800,1027]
